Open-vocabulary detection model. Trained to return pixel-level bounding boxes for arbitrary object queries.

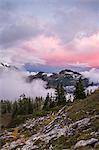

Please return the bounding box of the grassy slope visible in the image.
[51,90,99,150]
[67,90,99,121]
[0,113,12,128]
[1,90,99,149]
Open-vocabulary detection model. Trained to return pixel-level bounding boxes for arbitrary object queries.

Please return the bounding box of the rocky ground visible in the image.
[0,90,99,150]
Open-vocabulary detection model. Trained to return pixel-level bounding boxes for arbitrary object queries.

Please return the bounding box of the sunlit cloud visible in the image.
[0,0,99,69]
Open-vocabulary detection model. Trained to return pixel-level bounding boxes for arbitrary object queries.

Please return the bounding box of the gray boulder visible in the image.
[74,138,98,149]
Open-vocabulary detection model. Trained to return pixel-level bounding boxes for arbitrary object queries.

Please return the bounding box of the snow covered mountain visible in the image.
[27,69,89,88]
[0,63,18,72]
[0,62,98,97]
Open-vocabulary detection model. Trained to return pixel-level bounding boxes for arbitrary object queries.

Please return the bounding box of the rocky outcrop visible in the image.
[1,106,96,150]
[1,90,99,150]
[27,69,89,88]
[74,138,98,149]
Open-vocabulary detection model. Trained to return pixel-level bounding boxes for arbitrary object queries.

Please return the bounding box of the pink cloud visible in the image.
[40,33,99,67]
[22,32,99,67]
[2,32,98,67]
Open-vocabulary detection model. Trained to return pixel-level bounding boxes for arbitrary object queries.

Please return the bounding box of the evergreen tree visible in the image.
[60,84,66,105]
[55,84,66,106]
[49,93,55,108]
[12,101,18,117]
[74,77,86,100]
[6,100,12,113]
[55,84,61,103]
[28,98,33,114]
[0,100,7,114]
[34,97,41,112]
[43,93,50,110]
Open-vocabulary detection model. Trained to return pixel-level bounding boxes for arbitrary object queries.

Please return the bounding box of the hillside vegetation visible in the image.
[0,90,99,149]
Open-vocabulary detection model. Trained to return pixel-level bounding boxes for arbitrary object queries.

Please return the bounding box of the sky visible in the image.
[0,0,99,72]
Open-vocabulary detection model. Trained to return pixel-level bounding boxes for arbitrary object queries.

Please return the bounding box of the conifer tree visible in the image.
[60,84,66,105]
[55,84,66,106]
[28,98,33,114]
[74,77,86,100]
[6,100,12,113]
[49,93,55,108]
[43,93,50,110]
[12,101,18,117]
[0,100,7,114]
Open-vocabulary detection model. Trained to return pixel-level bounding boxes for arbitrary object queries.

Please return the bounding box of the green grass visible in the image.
[91,117,99,132]
[8,114,34,128]
[49,91,99,149]
[1,90,99,149]
[49,134,79,149]
[1,113,12,128]
[67,90,99,121]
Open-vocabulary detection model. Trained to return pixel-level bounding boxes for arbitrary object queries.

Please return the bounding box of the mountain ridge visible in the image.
[27,69,89,88]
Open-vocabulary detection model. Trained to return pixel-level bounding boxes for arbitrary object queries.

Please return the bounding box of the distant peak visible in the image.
[59,69,81,75]
[0,62,19,71]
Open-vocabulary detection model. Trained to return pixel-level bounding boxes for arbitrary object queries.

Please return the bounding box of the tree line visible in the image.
[0,77,86,116]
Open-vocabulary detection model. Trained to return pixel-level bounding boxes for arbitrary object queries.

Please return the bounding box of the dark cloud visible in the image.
[51,0,99,43]
[0,0,98,47]
[76,0,99,11]
[0,20,43,48]
[0,0,98,67]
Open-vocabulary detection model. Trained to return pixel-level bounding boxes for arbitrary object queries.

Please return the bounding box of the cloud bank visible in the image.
[81,68,99,84]
[0,69,55,100]
[0,0,99,68]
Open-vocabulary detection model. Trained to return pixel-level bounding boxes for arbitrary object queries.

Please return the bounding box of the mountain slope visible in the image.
[0,63,89,88]
[27,69,89,88]
[1,90,99,150]
[0,63,18,73]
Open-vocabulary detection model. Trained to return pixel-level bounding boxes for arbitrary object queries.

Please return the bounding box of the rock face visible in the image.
[74,138,98,149]
[27,69,89,88]
[1,109,99,150]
